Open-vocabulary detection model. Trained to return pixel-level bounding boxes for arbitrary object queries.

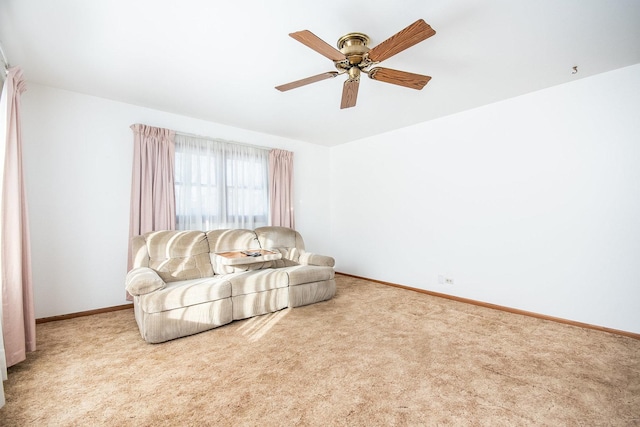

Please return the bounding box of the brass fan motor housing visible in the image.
[336,32,370,66]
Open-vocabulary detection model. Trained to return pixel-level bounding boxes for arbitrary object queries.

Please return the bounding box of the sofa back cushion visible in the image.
[130,235,150,268]
[207,229,270,274]
[207,229,260,252]
[255,226,303,249]
[254,226,305,266]
[144,230,213,282]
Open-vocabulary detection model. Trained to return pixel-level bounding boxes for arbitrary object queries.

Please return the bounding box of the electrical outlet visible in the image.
[438,275,454,285]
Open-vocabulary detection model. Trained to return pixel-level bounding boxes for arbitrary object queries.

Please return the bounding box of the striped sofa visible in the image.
[125,226,336,343]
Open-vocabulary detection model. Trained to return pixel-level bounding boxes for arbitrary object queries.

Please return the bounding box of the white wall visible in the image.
[20,84,331,318]
[18,64,640,335]
[330,64,640,334]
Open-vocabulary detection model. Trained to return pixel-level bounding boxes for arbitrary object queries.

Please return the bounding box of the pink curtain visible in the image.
[268,149,295,228]
[1,67,36,367]
[127,124,176,274]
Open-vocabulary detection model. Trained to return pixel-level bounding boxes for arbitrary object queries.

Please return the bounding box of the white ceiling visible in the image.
[1,0,639,146]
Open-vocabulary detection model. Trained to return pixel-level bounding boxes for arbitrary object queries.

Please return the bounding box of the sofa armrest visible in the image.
[125,267,166,296]
[299,252,335,267]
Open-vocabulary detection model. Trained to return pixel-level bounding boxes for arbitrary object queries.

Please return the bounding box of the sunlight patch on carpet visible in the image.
[237,309,290,342]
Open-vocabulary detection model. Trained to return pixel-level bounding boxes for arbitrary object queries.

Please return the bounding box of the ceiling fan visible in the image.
[275,19,436,109]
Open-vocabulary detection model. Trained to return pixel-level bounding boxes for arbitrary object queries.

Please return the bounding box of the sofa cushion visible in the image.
[255,226,307,263]
[226,269,290,296]
[284,265,335,286]
[130,235,150,267]
[255,226,303,250]
[207,229,260,252]
[138,276,231,314]
[145,231,213,282]
[207,229,273,274]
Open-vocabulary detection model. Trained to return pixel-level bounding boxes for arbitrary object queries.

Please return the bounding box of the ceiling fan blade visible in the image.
[289,30,346,62]
[340,78,359,109]
[275,72,339,92]
[367,19,436,63]
[368,67,431,90]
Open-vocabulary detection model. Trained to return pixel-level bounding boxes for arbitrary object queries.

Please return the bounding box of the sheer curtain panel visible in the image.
[269,149,295,228]
[0,67,36,379]
[127,124,176,271]
[175,134,269,230]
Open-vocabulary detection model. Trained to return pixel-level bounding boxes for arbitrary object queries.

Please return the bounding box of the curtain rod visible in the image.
[174,130,272,152]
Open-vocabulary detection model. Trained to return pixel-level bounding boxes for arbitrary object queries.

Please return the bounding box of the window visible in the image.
[174,134,269,230]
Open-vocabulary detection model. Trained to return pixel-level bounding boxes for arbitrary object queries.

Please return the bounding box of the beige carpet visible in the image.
[2,275,639,426]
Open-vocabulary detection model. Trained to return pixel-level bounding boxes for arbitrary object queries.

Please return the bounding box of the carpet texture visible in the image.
[2,275,639,426]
